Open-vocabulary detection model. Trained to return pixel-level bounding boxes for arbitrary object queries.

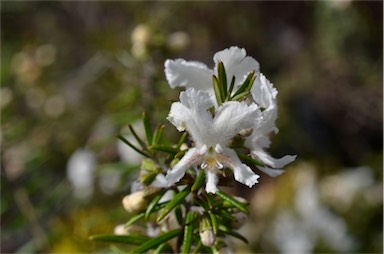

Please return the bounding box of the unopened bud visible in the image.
[199,217,216,247]
[114,224,129,235]
[122,190,147,213]
[114,224,146,235]
[232,212,248,229]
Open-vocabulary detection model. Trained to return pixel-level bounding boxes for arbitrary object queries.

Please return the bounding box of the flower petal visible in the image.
[164,59,212,90]
[251,73,278,110]
[212,101,261,146]
[224,148,260,188]
[252,147,296,168]
[167,88,215,147]
[213,46,260,88]
[257,166,285,177]
[166,148,201,185]
[206,170,219,193]
[151,174,168,188]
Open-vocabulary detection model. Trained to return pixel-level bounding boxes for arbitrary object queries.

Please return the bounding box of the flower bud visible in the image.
[199,217,216,247]
[122,190,147,213]
[231,212,248,229]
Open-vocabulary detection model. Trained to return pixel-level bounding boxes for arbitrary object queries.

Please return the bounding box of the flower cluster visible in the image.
[91,46,296,253]
[165,46,296,193]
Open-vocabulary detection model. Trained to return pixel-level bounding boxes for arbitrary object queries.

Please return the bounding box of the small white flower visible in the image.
[246,74,296,174]
[165,46,296,179]
[166,88,260,193]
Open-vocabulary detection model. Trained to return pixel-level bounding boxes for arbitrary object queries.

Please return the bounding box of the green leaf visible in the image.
[128,124,147,150]
[216,191,249,214]
[181,211,197,254]
[149,145,179,155]
[218,225,249,244]
[142,112,153,145]
[208,212,218,235]
[145,191,165,220]
[89,234,150,245]
[117,135,150,158]
[231,91,250,102]
[212,75,223,106]
[152,124,164,146]
[177,132,189,149]
[174,205,183,226]
[191,170,205,192]
[125,213,145,227]
[238,153,264,167]
[232,70,255,98]
[131,229,181,254]
[217,61,227,100]
[191,240,202,254]
[153,242,170,254]
[226,75,236,101]
[157,185,191,222]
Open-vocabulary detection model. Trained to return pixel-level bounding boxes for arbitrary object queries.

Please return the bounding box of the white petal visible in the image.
[166,148,200,185]
[168,88,215,146]
[167,102,188,131]
[257,166,285,177]
[151,174,168,188]
[224,148,260,188]
[206,170,219,193]
[251,73,277,110]
[213,46,260,88]
[164,59,212,90]
[252,147,296,168]
[212,101,261,146]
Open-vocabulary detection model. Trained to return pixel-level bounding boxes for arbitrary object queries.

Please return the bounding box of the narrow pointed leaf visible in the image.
[117,135,150,158]
[177,132,189,149]
[232,70,255,98]
[218,225,249,244]
[217,61,227,100]
[152,124,164,146]
[216,191,249,214]
[89,234,150,245]
[191,240,202,254]
[157,185,191,222]
[124,213,145,228]
[131,229,181,254]
[209,212,218,235]
[153,242,171,254]
[238,153,264,167]
[191,170,205,192]
[226,75,236,100]
[212,75,223,106]
[149,145,179,154]
[145,191,165,220]
[128,124,147,150]
[181,211,197,254]
[175,205,184,226]
[142,112,153,145]
[231,91,250,102]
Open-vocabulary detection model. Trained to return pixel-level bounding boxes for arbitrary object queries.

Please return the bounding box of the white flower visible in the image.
[246,74,296,175]
[165,47,296,176]
[165,46,260,94]
[166,88,261,193]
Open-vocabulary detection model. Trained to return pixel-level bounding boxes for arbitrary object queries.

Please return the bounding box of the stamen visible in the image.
[215,144,224,154]
[216,161,223,169]
[199,145,208,155]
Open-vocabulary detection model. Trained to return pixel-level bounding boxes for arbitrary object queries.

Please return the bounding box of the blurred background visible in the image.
[1,1,382,253]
